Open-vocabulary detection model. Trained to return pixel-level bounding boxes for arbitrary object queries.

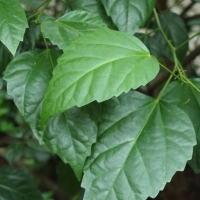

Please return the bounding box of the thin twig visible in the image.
[184,14,200,22]
[180,1,195,17]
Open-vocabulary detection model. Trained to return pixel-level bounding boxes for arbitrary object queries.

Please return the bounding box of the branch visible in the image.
[156,0,168,11]
[183,45,200,66]
[184,14,200,22]
[180,1,195,17]
[182,45,200,75]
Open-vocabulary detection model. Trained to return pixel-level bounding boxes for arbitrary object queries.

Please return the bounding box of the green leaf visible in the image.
[4,50,61,143]
[82,91,196,200]
[70,0,113,27]
[4,48,100,176]
[44,103,101,180]
[5,143,25,164]
[0,0,28,55]
[4,47,100,177]
[0,167,43,200]
[161,79,200,173]
[102,0,156,34]
[155,11,188,61]
[41,29,159,125]
[41,10,108,49]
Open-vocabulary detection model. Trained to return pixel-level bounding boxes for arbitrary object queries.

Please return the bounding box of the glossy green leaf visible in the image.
[161,79,200,173]
[82,91,196,200]
[41,10,107,49]
[44,103,101,180]
[102,0,156,34]
[41,29,159,125]
[0,167,43,200]
[5,143,25,164]
[70,0,113,27]
[155,12,188,61]
[4,50,61,144]
[0,0,28,55]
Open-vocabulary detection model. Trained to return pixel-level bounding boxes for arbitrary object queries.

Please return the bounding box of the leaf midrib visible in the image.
[54,54,151,98]
[56,21,83,36]
[104,100,158,198]
[23,52,46,114]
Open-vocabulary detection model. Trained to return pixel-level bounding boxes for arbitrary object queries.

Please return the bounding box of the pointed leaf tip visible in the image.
[0,0,28,55]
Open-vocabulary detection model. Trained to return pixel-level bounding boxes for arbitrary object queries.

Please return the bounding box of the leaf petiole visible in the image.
[176,31,200,50]
[35,0,51,24]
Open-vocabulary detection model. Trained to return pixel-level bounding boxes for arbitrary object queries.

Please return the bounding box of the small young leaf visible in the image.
[102,0,156,34]
[41,10,108,49]
[44,103,101,180]
[161,79,200,173]
[4,50,61,143]
[0,0,28,55]
[82,91,196,200]
[41,29,159,125]
[0,167,43,200]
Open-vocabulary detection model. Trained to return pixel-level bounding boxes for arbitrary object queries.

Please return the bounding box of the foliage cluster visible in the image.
[0,0,200,199]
